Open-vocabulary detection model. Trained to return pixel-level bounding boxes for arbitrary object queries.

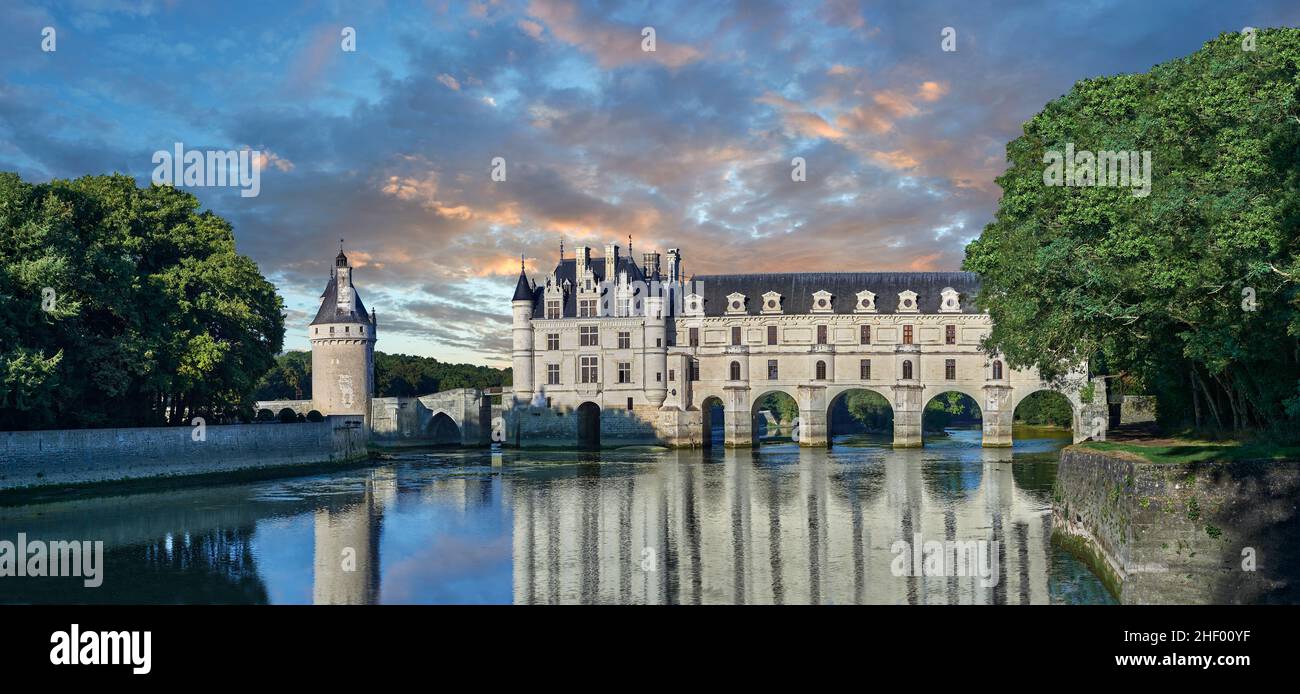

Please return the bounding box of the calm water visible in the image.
[0,427,1114,604]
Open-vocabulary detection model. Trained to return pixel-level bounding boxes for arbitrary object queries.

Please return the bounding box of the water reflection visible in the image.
[0,428,1112,605]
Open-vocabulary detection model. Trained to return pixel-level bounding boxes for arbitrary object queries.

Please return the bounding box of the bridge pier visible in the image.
[981,384,1013,447]
[796,385,828,447]
[723,385,752,448]
[891,382,924,448]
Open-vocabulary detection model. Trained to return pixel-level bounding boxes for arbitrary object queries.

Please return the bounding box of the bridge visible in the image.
[257,388,501,447]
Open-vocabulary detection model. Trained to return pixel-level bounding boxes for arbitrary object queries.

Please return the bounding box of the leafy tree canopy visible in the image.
[0,172,284,429]
[964,28,1300,433]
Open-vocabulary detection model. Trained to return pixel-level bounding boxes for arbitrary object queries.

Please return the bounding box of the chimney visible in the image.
[576,246,590,276]
[642,252,661,279]
[667,248,681,283]
[604,242,619,276]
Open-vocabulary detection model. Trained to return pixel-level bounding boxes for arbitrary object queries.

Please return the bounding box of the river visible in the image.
[0,426,1113,604]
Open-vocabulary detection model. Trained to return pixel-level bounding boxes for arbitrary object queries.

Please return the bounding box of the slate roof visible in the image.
[311,274,372,326]
[688,271,981,316]
[512,267,534,302]
[527,256,649,319]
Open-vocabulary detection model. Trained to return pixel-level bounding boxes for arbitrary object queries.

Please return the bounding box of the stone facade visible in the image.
[509,244,1096,449]
[309,245,377,429]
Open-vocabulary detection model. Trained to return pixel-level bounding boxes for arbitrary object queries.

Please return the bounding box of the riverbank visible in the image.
[1052,442,1300,603]
[0,415,369,502]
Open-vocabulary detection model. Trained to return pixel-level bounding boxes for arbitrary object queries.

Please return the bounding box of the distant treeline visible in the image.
[254,351,511,401]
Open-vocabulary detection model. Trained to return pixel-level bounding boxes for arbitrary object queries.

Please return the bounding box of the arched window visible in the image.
[816,360,827,380]
[902,360,913,380]
[992,360,1003,380]
[730,361,741,381]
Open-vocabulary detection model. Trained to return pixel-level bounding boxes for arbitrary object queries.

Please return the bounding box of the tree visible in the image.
[964,28,1300,434]
[252,351,510,401]
[1014,391,1074,427]
[0,172,284,429]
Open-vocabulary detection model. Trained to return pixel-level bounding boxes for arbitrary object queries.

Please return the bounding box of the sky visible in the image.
[3,0,1298,366]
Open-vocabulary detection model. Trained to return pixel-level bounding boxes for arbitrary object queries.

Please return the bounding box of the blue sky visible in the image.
[3,0,1297,366]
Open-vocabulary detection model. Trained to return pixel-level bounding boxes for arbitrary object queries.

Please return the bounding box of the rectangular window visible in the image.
[580,356,599,383]
[618,362,631,383]
[546,333,559,351]
[945,359,956,380]
[668,369,675,382]
[767,325,778,345]
[903,325,913,345]
[731,326,742,346]
[546,364,560,385]
[860,359,871,380]
[580,326,599,347]
[817,325,827,344]
[656,338,662,347]
[860,325,871,345]
[627,397,635,410]
[946,325,956,345]
[689,327,699,347]
[618,331,631,349]
[579,299,597,318]
[768,359,779,380]
[655,372,662,382]
[689,359,700,381]
[546,300,561,319]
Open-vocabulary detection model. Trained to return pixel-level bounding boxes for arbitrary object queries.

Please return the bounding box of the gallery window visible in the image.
[768,359,779,380]
[815,360,827,380]
[731,326,742,346]
[945,359,956,380]
[768,325,778,345]
[689,359,700,381]
[860,325,871,345]
[860,359,871,380]
[580,356,599,383]
[817,325,828,345]
[903,325,913,345]
[902,360,913,379]
[946,325,957,345]
[992,361,1003,380]
[729,361,741,381]
[689,327,699,347]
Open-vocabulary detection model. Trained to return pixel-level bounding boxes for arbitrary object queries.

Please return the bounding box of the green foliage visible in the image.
[922,392,981,430]
[843,390,891,430]
[0,172,284,429]
[963,28,1300,435]
[756,391,799,423]
[253,351,509,400]
[1015,390,1074,426]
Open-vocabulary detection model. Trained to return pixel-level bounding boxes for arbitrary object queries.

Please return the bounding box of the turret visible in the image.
[511,260,536,404]
[310,242,377,429]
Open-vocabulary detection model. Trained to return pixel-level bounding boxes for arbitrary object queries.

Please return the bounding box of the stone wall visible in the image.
[1053,446,1300,604]
[255,399,314,415]
[0,415,368,492]
[507,403,668,448]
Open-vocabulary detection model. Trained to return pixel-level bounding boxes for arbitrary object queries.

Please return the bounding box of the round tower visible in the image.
[644,291,668,407]
[511,260,536,404]
[310,243,377,428]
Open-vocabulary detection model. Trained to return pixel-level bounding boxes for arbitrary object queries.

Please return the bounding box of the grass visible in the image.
[1079,439,1300,464]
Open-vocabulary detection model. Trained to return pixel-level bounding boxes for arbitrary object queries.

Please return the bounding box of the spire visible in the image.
[512,255,533,302]
[335,238,348,267]
[559,237,565,262]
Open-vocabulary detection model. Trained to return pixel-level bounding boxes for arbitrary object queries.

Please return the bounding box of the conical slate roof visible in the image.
[310,275,372,326]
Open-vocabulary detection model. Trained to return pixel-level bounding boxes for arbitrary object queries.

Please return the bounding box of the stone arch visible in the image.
[577,401,601,449]
[825,387,894,445]
[426,410,462,445]
[749,389,800,446]
[922,389,984,443]
[700,395,725,448]
[1011,387,1082,439]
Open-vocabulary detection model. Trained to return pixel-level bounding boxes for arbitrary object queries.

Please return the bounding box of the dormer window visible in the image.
[811,290,834,314]
[761,291,783,314]
[855,290,877,313]
[726,292,747,315]
[684,293,704,317]
[939,287,961,313]
[897,290,919,313]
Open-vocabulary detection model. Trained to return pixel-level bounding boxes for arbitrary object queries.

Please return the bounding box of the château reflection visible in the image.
[511,441,1053,605]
